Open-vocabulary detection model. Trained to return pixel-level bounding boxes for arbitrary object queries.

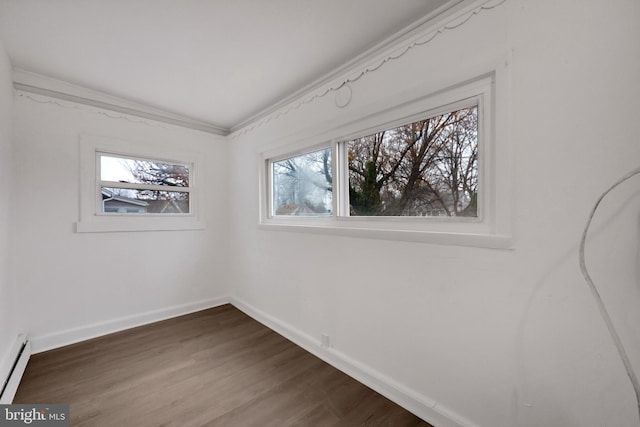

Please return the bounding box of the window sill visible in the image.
[258,221,512,249]
[76,217,205,233]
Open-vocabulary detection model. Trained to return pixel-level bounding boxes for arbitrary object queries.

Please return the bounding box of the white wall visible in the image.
[11,90,231,352]
[0,41,19,383]
[228,1,640,426]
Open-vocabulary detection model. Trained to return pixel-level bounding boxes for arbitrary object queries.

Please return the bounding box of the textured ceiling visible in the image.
[0,0,453,131]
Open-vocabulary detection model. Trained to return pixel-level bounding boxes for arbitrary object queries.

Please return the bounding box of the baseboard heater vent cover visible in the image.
[0,335,31,404]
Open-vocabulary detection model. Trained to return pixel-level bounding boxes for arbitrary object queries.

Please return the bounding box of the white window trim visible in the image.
[76,134,205,233]
[259,72,513,249]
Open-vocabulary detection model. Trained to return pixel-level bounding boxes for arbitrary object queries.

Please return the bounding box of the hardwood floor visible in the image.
[14,304,433,426]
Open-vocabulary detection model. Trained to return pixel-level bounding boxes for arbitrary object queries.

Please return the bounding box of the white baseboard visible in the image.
[0,334,31,404]
[230,297,480,427]
[30,296,230,354]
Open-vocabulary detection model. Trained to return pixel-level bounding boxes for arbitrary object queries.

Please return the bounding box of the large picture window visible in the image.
[346,106,478,217]
[265,103,480,222]
[260,74,510,247]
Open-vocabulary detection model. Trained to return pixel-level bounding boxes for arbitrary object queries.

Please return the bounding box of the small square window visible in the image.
[271,148,332,217]
[77,135,204,233]
[99,154,191,215]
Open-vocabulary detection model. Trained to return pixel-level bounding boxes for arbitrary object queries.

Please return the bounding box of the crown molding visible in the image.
[13,69,229,136]
[229,0,507,138]
[11,0,506,139]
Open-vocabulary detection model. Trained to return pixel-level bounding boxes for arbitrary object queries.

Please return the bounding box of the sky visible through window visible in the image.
[101,155,136,183]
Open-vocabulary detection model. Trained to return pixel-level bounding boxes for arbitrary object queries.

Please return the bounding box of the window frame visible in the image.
[97,152,193,217]
[260,73,512,248]
[77,135,205,233]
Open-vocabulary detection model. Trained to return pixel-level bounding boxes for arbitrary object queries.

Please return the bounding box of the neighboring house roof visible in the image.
[101,189,149,207]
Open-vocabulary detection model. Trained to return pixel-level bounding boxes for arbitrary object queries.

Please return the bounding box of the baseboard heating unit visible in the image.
[0,334,31,404]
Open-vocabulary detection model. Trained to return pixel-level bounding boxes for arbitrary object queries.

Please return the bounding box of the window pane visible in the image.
[347,106,478,217]
[101,187,189,214]
[272,148,332,216]
[100,155,189,187]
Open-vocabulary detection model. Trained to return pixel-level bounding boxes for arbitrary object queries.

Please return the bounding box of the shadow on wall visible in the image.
[514,169,640,426]
[578,169,640,423]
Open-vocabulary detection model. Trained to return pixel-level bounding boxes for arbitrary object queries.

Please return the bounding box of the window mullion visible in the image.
[335,141,349,217]
[99,180,191,193]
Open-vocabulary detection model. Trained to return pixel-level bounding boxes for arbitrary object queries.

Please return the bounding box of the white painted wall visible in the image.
[11,90,231,352]
[0,41,19,386]
[228,1,640,426]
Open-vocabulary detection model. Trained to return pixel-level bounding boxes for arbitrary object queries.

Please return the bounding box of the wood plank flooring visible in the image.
[14,304,433,427]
